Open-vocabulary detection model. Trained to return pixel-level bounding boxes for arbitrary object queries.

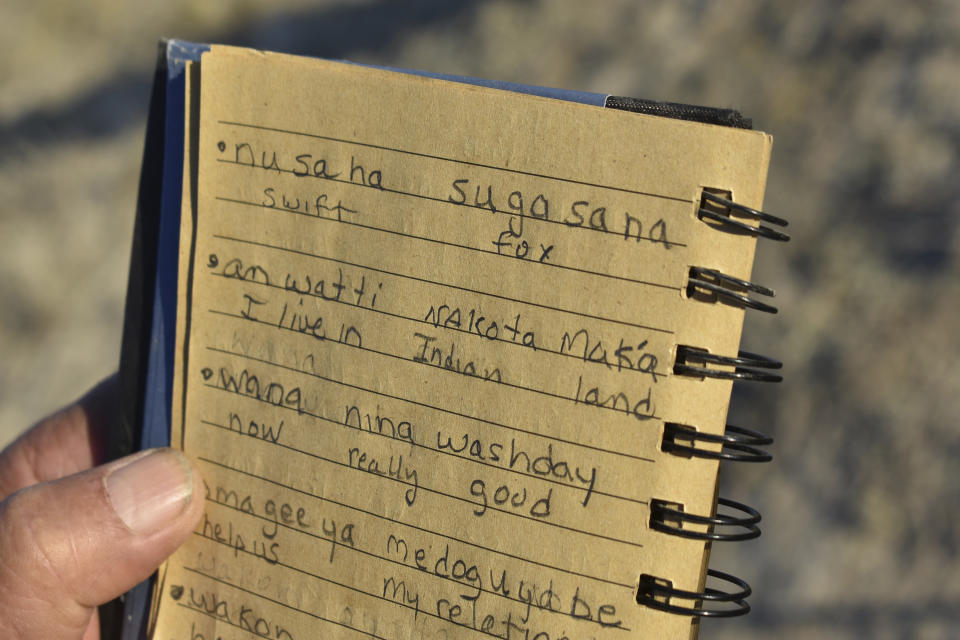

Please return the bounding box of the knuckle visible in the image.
[0,486,68,588]
[0,486,90,635]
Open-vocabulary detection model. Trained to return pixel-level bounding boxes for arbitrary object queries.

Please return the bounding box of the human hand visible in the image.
[0,375,204,639]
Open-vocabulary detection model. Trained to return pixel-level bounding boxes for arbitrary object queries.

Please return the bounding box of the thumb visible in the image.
[0,448,204,639]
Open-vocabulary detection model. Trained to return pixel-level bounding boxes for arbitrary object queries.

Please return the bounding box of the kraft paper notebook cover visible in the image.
[113,40,787,640]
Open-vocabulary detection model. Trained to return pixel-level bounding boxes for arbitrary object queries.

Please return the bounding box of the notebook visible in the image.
[115,40,786,640]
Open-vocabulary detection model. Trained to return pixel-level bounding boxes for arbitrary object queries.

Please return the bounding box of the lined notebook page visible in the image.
[152,45,771,640]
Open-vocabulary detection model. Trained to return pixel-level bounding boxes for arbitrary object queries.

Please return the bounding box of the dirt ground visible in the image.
[1,1,958,638]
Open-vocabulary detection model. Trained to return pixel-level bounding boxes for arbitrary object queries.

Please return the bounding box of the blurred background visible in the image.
[1,1,957,638]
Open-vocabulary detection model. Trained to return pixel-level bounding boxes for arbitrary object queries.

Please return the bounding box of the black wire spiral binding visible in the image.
[698,191,790,242]
[636,188,786,619]
[636,570,752,618]
[673,345,783,383]
[650,497,761,542]
[662,423,773,463]
[687,267,778,314]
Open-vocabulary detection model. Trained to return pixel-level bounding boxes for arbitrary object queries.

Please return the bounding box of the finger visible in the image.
[0,447,203,639]
[0,375,116,500]
[82,615,99,640]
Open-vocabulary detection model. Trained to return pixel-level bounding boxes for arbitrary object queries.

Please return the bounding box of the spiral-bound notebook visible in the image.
[115,41,787,640]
